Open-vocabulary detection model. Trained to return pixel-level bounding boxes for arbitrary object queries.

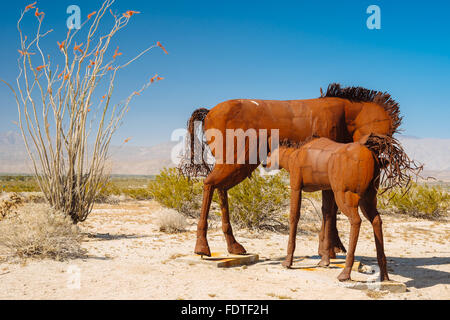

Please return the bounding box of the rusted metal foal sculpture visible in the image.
[181,84,402,258]
[266,135,391,281]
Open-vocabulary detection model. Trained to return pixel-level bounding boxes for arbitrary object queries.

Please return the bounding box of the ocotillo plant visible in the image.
[1,0,167,223]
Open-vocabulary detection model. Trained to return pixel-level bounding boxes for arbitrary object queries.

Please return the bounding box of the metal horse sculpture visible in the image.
[181,83,402,258]
[266,135,393,281]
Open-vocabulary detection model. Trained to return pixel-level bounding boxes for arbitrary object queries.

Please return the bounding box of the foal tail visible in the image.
[179,108,213,178]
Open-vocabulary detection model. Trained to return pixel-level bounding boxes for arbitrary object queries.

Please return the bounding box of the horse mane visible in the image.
[323,83,402,135]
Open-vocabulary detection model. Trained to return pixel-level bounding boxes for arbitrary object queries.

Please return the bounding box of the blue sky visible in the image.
[0,0,449,146]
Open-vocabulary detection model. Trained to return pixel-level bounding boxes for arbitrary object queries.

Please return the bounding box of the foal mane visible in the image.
[323,83,402,136]
[279,135,319,149]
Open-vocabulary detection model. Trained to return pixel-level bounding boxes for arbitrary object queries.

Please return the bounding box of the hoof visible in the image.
[228,242,247,255]
[337,271,351,282]
[282,260,293,269]
[194,239,211,257]
[380,274,390,282]
[318,258,330,268]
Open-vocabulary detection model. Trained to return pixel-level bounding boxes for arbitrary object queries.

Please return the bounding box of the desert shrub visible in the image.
[0,193,24,221]
[96,180,152,202]
[95,182,122,203]
[123,188,152,200]
[148,168,203,217]
[0,204,84,260]
[155,208,188,233]
[22,193,47,204]
[378,182,450,219]
[0,176,40,193]
[227,170,290,230]
[149,168,291,228]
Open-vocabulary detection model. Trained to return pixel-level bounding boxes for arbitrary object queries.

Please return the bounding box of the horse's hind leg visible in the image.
[318,190,347,260]
[214,164,259,254]
[360,187,389,281]
[218,188,246,255]
[334,191,361,282]
[194,184,215,256]
[195,163,257,256]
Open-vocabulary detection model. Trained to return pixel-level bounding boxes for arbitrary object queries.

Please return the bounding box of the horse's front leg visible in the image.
[282,188,302,268]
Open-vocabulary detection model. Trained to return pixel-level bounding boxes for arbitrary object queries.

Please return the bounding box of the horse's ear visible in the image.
[358,133,371,145]
[267,136,273,151]
[267,136,280,153]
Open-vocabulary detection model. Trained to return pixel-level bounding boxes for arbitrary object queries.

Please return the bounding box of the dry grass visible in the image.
[266,293,293,300]
[0,203,85,261]
[155,208,188,233]
[366,290,389,299]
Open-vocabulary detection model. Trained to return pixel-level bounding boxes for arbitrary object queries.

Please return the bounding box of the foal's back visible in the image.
[289,138,376,194]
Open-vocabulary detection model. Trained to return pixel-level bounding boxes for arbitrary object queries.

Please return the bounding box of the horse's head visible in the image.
[348,91,401,142]
[325,84,401,141]
[349,102,392,141]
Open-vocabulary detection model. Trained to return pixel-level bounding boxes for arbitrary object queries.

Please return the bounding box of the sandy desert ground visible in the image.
[0,199,449,300]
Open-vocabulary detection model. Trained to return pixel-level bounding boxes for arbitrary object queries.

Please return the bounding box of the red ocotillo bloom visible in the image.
[57,41,65,50]
[35,8,44,17]
[156,41,168,54]
[36,65,47,71]
[87,11,96,19]
[74,42,84,54]
[18,50,35,56]
[113,47,122,59]
[150,74,164,83]
[25,2,37,11]
[123,10,140,18]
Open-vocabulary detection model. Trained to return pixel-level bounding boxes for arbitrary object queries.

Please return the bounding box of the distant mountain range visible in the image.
[0,131,179,176]
[0,131,449,180]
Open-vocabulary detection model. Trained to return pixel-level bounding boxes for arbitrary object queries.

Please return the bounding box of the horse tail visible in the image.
[179,108,212,178]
